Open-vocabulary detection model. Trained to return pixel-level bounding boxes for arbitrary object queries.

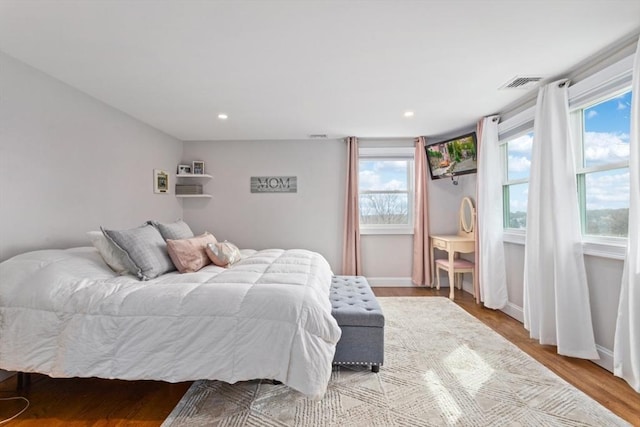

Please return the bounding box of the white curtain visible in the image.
[476,116,508,309]
[613,36,640,392]
[523,79,599,359]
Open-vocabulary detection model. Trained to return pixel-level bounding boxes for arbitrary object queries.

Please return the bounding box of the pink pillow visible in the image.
[166,232,218,273]
[205,241,241,267]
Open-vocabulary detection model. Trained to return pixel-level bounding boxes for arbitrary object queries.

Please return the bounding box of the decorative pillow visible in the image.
[166,232,218,273]
[149,219,194,241]
[205,241,242,267]
[86,231,132,275]
[101,224,175,280]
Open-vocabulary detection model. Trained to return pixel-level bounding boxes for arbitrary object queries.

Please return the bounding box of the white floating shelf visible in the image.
[176,173,213,178]
[176,194,213,198]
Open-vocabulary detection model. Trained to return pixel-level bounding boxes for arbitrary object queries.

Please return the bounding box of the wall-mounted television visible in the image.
[425,132,477,180]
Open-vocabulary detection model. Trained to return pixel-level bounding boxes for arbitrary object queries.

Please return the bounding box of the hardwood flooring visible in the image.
[1,287,638,426]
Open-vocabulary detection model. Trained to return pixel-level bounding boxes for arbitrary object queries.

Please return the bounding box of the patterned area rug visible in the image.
[162,297,629,426]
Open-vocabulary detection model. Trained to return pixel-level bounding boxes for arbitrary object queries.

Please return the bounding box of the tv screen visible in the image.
[425,132,477,180]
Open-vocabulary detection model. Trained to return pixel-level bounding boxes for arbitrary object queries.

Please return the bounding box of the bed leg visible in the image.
[16,372,31,391]
[371,365,380,373]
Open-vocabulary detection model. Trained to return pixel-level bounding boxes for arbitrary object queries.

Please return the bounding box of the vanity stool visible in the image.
[330,276,384,372]
[435,258,475,297]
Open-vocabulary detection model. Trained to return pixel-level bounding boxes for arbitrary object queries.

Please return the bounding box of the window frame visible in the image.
[498,105,536,242]
[570,86,631,244]
[501,129,534,233]
[358,147,415,235]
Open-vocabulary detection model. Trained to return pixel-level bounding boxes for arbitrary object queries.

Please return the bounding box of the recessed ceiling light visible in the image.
[218,113,228,120]
[404,111,414,117]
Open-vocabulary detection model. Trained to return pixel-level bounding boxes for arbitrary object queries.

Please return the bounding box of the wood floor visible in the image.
[1,287,638,426]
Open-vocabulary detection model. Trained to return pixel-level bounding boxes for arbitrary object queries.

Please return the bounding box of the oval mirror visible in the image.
[460,197,474,233]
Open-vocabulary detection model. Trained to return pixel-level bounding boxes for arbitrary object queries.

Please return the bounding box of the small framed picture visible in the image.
[154,169,169,194]
[177,164,191,175]
[192,161,205,175]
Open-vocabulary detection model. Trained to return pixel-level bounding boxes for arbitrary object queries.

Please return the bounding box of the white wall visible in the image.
[0,52,183,261]
[502,242,625,371]
[361,234,413,284]
[181,139,346,272]
[181,137,477,285]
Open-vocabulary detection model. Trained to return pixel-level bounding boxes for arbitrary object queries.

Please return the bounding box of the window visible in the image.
[502,131,533,230]
[573,89,631,238]
[359,147,414,234]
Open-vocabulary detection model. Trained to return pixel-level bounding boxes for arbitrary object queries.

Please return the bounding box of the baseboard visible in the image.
[0,369,14,383]
[498,303,613,373]
[367,277,415,287]
[501,302,524,323]
[594,345,614,372]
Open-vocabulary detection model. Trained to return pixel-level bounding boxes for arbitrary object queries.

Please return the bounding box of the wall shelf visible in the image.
[176,174,213,179]
[176,194,213,198]
[176,173,212,198]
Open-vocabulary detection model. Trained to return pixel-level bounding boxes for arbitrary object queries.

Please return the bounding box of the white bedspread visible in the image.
[0,247,341,399]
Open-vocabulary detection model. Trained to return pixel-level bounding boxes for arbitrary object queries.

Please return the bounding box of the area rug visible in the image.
[162,297,629,426]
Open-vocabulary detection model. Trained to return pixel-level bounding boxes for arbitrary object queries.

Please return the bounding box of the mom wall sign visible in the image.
[250,176,297,193]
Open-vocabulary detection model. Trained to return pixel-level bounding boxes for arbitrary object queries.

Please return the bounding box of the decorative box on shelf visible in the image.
[176,184,203,195]
[175,173,213,199]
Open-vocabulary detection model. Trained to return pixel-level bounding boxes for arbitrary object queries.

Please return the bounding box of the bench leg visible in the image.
[17,372,31,391]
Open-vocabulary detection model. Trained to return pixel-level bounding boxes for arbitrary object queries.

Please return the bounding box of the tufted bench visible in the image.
[330,276,384,372]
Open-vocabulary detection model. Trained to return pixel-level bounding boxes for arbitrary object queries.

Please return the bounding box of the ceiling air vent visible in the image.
[500,76,544,90]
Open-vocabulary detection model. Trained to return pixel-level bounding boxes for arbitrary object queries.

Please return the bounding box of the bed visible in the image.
[0,246,341,400]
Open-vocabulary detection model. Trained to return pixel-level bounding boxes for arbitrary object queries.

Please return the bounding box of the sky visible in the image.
[359,160,408,191]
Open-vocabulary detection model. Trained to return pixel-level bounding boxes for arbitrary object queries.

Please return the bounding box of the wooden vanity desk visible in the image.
[430,197,477,300]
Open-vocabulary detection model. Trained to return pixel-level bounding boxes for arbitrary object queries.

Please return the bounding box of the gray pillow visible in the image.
[101,224,175,280]
[149,219,194,241]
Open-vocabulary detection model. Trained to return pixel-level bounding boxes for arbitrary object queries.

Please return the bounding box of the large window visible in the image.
[573,89,631,237]
[502,132,533,230]
[359,147,414,234]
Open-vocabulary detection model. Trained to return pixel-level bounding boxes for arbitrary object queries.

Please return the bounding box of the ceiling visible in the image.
[0,1,639,142]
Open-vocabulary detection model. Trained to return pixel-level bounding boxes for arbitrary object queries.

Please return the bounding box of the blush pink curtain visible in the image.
[342,136,361,275]
[412,136,431,286]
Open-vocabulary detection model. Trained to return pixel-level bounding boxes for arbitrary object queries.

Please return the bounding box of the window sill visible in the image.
[582,238,627,260]
[502,230,627,260]
[360,227,414,235]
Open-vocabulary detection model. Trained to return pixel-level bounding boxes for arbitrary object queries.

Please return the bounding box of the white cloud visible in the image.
[376,160,406,173]
[359,170,380,190]
[508,184,529,212]
[586,110,598,119]
[359,170,406,191]
[586,170,629,210]
[617,100,629,110]
[507,134,533,154]
[583,132,629,166]
[508,155,531,174]
[382,179,405,191]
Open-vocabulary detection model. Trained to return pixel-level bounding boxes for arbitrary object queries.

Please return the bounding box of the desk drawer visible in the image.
[432,239,447,250]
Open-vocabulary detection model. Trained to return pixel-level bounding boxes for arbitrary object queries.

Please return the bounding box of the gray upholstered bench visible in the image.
[330,276,384,372]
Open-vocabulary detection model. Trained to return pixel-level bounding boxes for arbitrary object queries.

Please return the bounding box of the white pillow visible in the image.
[87,231,130,274]
[205,241,242,267]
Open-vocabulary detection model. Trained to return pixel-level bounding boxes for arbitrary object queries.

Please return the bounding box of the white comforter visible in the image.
[0,247,341,399]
